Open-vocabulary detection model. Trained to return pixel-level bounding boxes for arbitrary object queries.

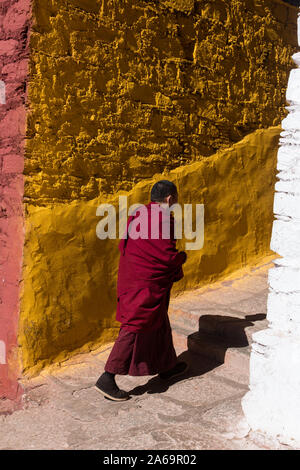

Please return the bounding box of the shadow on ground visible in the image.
[127,313,266,397]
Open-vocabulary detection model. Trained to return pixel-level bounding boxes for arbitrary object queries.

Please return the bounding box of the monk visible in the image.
[95,180,188,401]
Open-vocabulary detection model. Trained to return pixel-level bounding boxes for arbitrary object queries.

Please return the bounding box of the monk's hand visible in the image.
[179,251,187,264]
[172,266,183,282]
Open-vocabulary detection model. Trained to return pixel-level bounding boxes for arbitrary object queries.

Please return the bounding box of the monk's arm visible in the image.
[153,215,186,270]
[154,235,187,270]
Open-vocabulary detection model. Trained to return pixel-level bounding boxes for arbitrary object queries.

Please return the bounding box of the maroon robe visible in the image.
[105,202,186,376]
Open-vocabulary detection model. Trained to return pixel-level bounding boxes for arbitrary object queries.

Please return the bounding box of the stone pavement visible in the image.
[0,260,294,450]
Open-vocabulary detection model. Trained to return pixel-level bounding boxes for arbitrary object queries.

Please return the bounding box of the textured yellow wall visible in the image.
[20,0,298,374]
[20,127,279,375]
[25,0,297,203]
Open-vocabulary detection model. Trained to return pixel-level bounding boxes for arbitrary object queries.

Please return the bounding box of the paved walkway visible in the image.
[0,260,293,450]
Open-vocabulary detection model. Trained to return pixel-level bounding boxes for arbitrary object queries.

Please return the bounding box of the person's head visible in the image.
[150,180,178,206]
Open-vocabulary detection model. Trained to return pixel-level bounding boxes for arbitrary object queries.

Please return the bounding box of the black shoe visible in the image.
[95,373,130,402]
[159,362,189,380]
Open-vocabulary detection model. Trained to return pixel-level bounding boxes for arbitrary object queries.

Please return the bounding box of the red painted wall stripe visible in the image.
[0,0,31,411]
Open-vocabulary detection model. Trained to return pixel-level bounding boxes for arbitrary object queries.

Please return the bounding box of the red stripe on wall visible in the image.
[0,0,31,410]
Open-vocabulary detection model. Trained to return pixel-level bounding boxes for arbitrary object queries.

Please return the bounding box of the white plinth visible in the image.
[242,9,300,448]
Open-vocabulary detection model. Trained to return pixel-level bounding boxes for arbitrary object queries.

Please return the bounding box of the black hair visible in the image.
[150,180,178,202]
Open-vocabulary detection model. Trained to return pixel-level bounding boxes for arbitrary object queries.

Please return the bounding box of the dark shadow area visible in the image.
[127,350,220,397]
[127,313,266,397]
[245,314,266,321]
[282,0,300,6]
[197,313,266,348]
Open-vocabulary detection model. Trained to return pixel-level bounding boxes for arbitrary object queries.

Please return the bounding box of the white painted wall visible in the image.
[242,10,300,448]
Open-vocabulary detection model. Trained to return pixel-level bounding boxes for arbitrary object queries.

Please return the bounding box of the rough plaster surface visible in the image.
[0,0,31,404]
[24,0,298,203]
[242,10,300,448]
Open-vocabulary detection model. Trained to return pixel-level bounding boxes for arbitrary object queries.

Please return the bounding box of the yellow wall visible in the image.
[20,0,299,374]
[20,126,279,375]
[25,0,297,203]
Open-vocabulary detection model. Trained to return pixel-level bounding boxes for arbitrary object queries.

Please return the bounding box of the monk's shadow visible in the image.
[127,313,266,397]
